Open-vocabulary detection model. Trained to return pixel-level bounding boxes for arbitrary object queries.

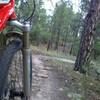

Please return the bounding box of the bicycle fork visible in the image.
[23,30,31,99]
[8,20,31,99]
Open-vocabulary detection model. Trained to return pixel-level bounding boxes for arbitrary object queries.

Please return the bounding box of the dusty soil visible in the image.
[31,54,100,100]
[31,55,70,100]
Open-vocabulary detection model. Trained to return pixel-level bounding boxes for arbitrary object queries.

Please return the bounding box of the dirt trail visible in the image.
[31,54,100,100]
[31,55,70,100]
[40,55,75,64]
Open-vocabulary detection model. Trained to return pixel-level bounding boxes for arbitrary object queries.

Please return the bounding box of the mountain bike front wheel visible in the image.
[0,37,32,100]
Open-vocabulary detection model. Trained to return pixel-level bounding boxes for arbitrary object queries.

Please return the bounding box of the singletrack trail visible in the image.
[31,55,70,100]
[31,54,100,100]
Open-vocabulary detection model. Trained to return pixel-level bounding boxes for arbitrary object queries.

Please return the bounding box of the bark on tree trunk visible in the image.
[47,34,55,51]
[74,0,100,73]
[63,32,67,53]
[54,29,60,50]
[47,39,51,51]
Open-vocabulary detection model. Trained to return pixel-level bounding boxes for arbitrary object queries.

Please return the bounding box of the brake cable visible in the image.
[23,0,36,24]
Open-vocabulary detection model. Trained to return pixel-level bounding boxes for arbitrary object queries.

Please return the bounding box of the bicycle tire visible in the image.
[0,39,32,100]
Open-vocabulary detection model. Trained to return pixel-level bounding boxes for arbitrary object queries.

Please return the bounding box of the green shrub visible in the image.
[94,40,100,59]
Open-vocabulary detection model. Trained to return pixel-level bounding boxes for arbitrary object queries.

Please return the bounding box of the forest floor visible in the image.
[31,46,100,100]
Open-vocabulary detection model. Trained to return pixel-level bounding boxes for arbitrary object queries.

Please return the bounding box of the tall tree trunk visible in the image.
[54,33,60,50]
[74,0,100,73]
[63,32,67,53]
[54,29,60,50]
[47,39,51,51]
[47,33,54,51]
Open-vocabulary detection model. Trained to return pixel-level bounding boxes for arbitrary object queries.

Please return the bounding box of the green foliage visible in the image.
[51,1,74,35]
[14,0,83,50]
[15,0,34,21]
[71,40,80,56]
[40,32,51,43]
[14,0,83,54]
[49,0,82,50]
[29,0,50,45]
[94,39,100,59]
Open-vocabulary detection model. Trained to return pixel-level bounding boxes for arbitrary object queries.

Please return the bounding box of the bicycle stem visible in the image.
[7,20,31,98]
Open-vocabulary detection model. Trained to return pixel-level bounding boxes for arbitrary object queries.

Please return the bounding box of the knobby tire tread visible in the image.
[0,39,22,99]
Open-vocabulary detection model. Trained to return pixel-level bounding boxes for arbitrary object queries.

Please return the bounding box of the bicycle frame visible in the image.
[0,0,31,99]
[0,0,16,31]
